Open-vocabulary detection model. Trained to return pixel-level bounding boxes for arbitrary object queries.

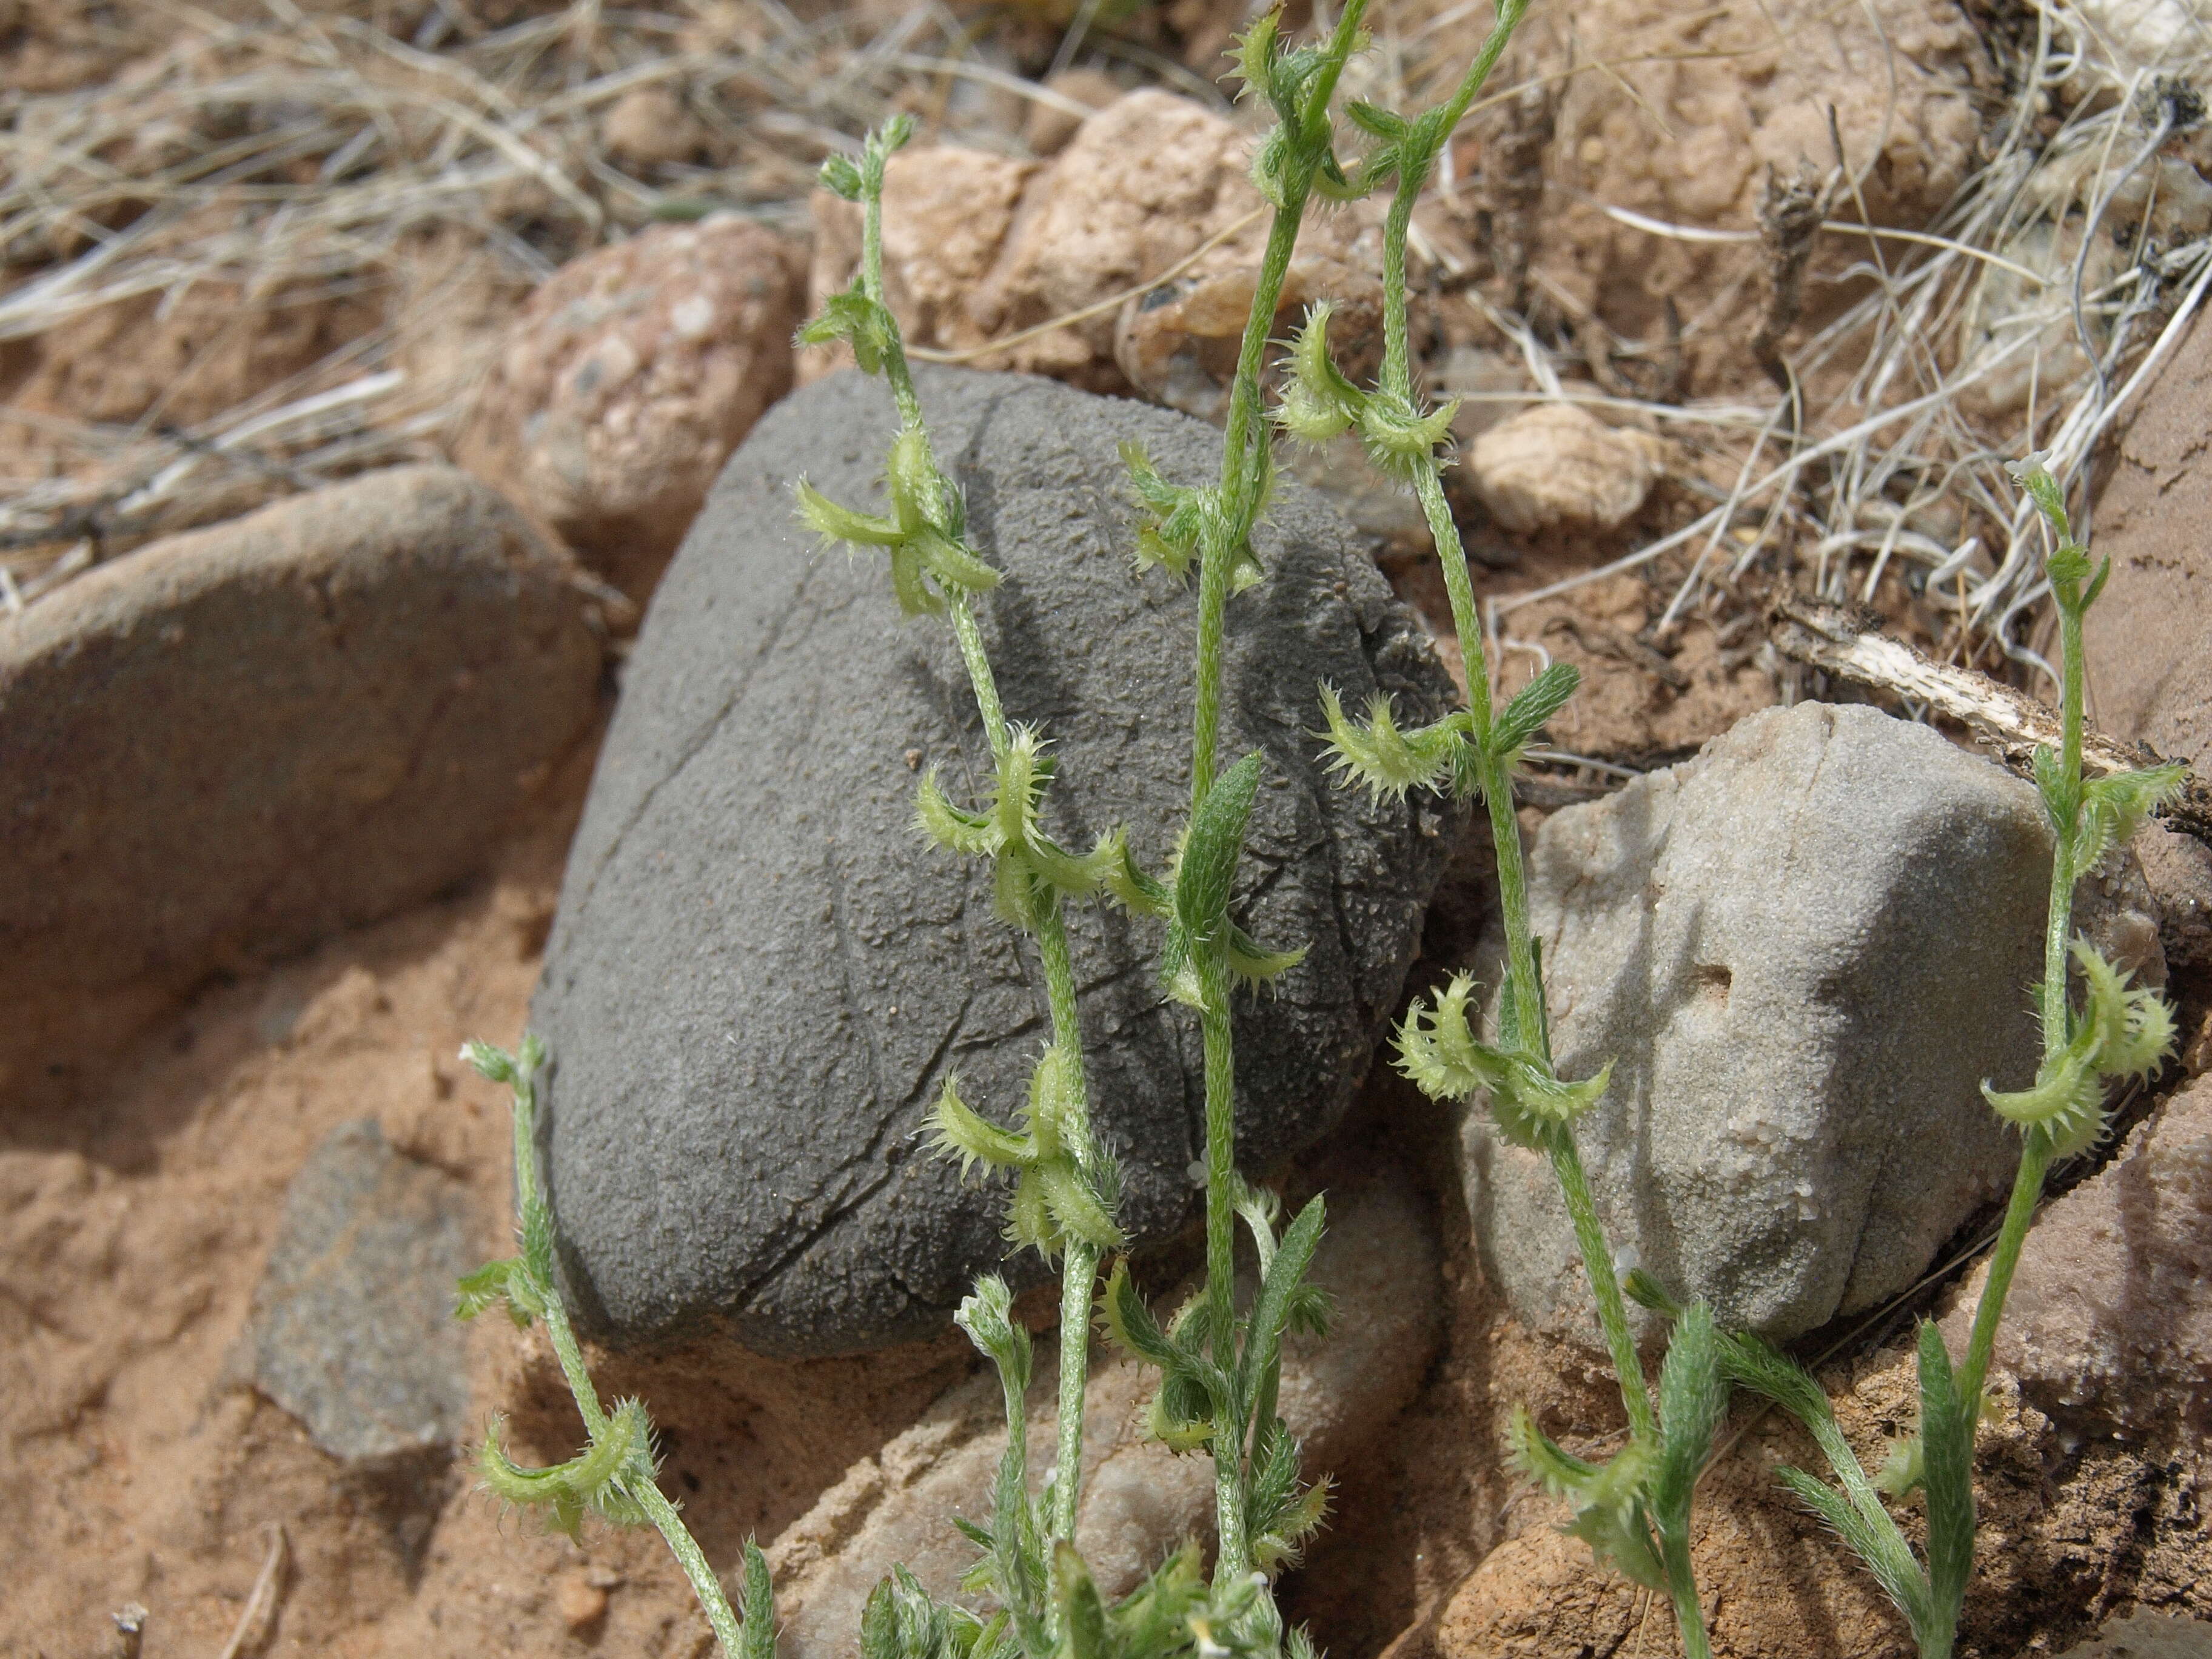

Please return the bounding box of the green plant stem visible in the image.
[1959,578,2084,1413]
[950,596,1011,757]
[634,1480,749,1656]
[1546,1129,1660,1444]
[1035,902,1102,1542]
[1195,945,1258,1588]
[519,1091,748,1653]
[1194,942,1247,1398]
[1658,1524,1712,1659]
[1185,15,1375,1598]
[1405,398,1660,1454]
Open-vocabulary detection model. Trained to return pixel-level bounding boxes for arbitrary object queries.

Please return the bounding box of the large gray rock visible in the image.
[0,466,603,1079]
[1462,701,2073,1344]
[532,365,1459,1355]
[252,1119,474,1466]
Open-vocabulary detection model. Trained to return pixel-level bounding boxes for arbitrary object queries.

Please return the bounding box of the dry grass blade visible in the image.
[215,1523,290,1659]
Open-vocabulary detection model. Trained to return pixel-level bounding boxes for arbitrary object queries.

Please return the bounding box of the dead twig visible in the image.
[1749,159,1833,394]
[214,1523,290,1659]
[1768,592,2212,845]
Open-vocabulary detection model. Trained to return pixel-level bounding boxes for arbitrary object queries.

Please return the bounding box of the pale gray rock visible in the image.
[1463,700,2074,1344]
[765,1173,1438,1657]
[531,365,1460,1355]
[252,1119,474,1466]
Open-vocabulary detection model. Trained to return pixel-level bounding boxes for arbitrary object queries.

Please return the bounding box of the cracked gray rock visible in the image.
[1463,701,2145,1346]
[531,364,1461,1355]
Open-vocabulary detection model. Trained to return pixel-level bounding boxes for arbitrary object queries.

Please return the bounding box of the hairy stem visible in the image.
[1659,1524,1712,1659]
[633,1481,748,1656]
[1035,902,1101,1541]
[1960,548,2085,1412]
[1547,1131,1659,1444]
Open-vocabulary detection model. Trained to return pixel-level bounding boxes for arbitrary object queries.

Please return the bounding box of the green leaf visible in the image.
[455,1257,543,1329]
[1489,661,1582,760]
[1916,1323,1977,1627]
[795,480,902,549]
[914,769,999,857]
[1315,683,1461,803]
[954,1275,1032,1395]
[1100,1257,1182,1370]
[1871,1432,1925,1499]
[2073,937,2177,1081]
[2007,455,2072,545]
[1622,1267,1683,1319]
[1652,1301,1728,1523]
[1225,922,1306,991]
[1235,1195,1326,1423]
[1980,1047,2103,1155]
[478,1398,655,1539]
[1275,302,1367,446]
[2076,763,2187,871]
[1506,1403,1601,1495]
[1033,1161,1124,1253]
[1776,1466,1933,1635]
[1344,100,1409,139]
[818,153,865,200]
[1109,1543,1207,1655]
[929,1075,1034,1179]
[461,1039,516,1084]
[1054,1543,1109,1659]
[1121,441,1207,580]
[797,284,896,374]
[1175,751,1266,947]
[740,1538,778,1659]
[1355,389,1459,484]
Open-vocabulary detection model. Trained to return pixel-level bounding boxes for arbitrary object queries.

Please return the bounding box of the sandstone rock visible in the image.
[1940,1076,2212,1435]
[805,90,1382,411]
[1022,69,1123,157]
[1461,0,1987,389]
[2081,312,2212,977]
[599,84,712,169]
[531,366,1460,1354]
[1467,403,1664,532]
[0,466,602,1073]
[2053,1610,2212,1659]
[460,217,806,596]
[250,1119,474,1466]
[1463,702,2073,1344]
[802,147,1037,378]
[766,1173,1438,1657]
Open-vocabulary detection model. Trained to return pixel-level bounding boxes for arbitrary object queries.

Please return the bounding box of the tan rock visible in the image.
[1467,403,1664,532]
[598,83,712,169]
[805,89,1383,411]
[1446,0,1988,390]
[2054,1610,2212,1659]
[802,147,1037,381]
[555,1570,609,1631]
[764,1171,1439,1658]
[0,466,603,1089]
[459,217,805,597]
[2080,312,2212,974]
[1023,68,1124,157]
[1941,1074,2212,1435]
